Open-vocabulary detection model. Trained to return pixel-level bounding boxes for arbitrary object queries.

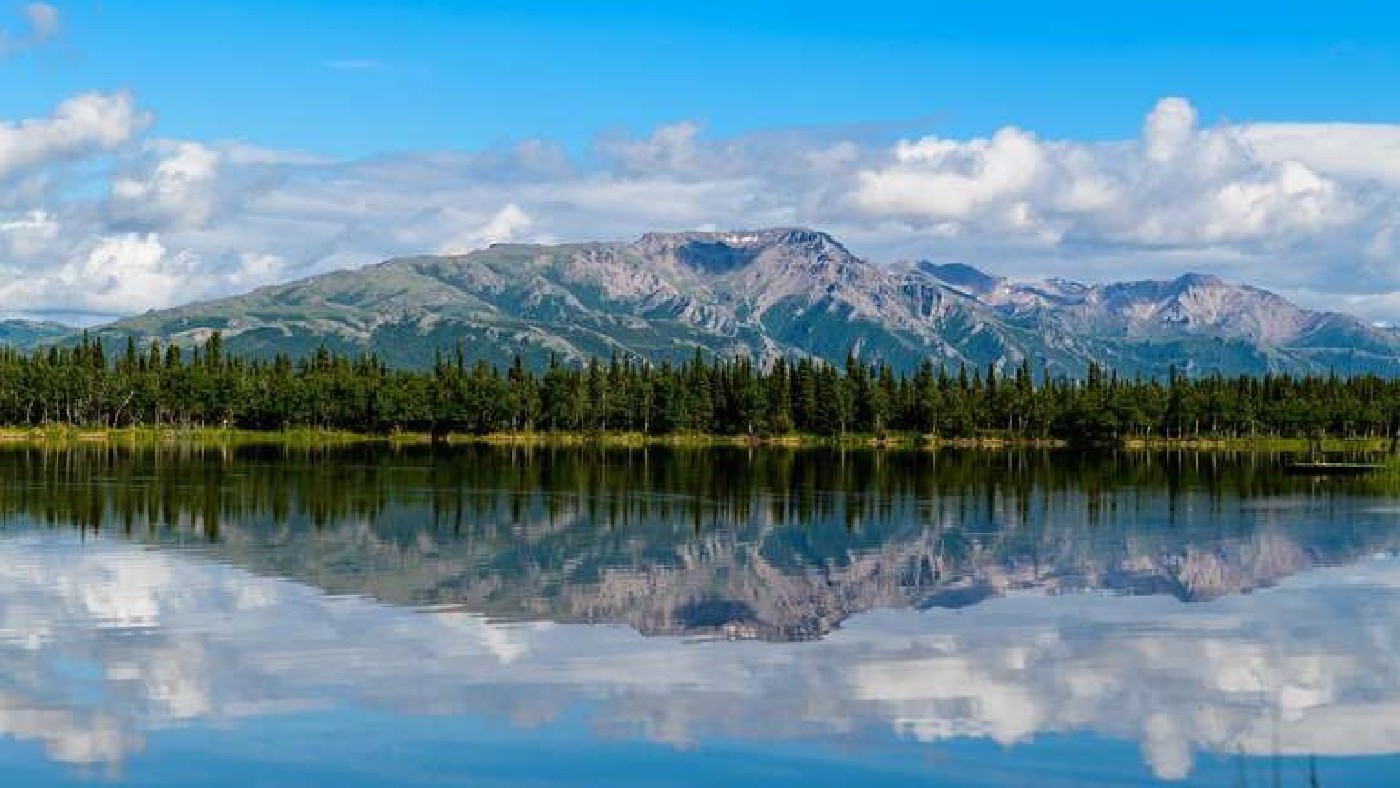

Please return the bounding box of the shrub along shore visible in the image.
[0,426,1392,456]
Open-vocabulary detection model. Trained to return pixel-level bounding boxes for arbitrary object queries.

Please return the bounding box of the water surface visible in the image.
[0,446,1397,785]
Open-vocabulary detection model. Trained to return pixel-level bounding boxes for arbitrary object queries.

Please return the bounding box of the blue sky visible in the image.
[1,1,1400,321]
[6,0,1397,155]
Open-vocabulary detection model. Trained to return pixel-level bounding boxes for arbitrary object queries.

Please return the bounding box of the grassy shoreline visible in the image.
[1120,436,1395,452]
[0,426,1392,453]
[0,426,1062,449]
[0,426,384,447]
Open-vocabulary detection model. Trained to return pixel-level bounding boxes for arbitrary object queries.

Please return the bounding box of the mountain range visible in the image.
[0,318,80,351]
[13,227,1400,375]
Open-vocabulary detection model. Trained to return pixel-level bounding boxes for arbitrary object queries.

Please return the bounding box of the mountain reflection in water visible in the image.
[0,445,1395,784]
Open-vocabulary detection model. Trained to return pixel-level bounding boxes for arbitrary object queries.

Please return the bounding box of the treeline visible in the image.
[0,445,1296,537]
[0,446,1333,572]
[1,332,1398,440]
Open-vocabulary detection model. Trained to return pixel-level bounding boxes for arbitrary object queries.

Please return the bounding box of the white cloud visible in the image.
[852,126,1049,233]
[1142,96,1198,163]
[1242,123,1400,184]
[23,2,58,41]
[0,2,60,56]
[0,209,59,259]
[438,203,533,255]
[111,141,221,227]
[3,92,1400,320]
[0,231,193,314]
[848,97,1363,253]
[0,92,150,181]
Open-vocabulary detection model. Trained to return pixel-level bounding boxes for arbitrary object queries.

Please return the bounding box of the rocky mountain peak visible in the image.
[634,227,843,250]
[1170,272,1226,291]
[1099,272,1226,307]
[631,228,852,274]
[916,262,1003,295]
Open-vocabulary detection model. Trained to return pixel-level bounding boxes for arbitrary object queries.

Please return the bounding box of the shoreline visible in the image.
[0,427,1061,449]
[0,427,1390,453]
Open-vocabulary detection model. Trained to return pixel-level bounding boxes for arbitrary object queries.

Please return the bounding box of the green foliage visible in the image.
[1,332,1399,441]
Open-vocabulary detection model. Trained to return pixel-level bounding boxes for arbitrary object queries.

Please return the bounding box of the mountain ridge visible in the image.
[32,227,1400,375]
[0,318,81,351]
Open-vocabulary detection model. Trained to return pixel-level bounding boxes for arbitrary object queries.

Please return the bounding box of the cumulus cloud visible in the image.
[0,231,194,314]
[437,203,534,255]
[852,126,1049,235]
[1242,122,1400,184]
[3,91,1400,320]
[0,92,149,181]
[849,97,1366,254]
[110,141,221,227]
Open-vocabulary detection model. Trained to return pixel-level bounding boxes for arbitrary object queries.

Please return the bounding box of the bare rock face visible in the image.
[95,228,1400,375]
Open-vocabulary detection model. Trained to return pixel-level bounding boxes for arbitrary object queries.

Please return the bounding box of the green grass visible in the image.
[0,426,1070,450]
[1122,436,1394,453]
[0,426,380,447]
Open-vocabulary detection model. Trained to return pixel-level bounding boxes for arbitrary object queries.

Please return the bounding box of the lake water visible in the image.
[0,445,1397,786]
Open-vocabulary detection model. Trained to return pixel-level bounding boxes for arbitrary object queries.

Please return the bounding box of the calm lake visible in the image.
[0,445,1396,786]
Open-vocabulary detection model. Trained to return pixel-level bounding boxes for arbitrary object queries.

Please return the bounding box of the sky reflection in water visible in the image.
[0,446,1395,785]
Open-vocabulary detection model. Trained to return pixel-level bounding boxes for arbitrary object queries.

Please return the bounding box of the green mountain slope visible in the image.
[94,228,1400,375]
[0,319,76,350]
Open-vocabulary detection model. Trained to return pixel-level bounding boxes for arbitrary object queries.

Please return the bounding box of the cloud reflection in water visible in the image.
[0,535,1394,781]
